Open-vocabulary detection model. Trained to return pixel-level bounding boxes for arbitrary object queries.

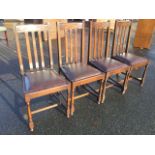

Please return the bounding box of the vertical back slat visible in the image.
[70,29,73,63]
[15,31,24,75]
[32,32,39,69]
[97,28,101,59]
[81,22,85,63]
[119,25,124,53]
[125,23,132,53]
[38,31,45,68]
[47,30,53,68]
[105,25,111,58]
[74,29,78,63]
[94,27,97,59]
[116,24,121,54]
[65,29,69,64]
[25,32,33,71]
[89,21,93,61]
[120,25,125,52]
[57,23,62,67]
[122,25,128,52]
[112,21,117,56]
[101,28,104,58]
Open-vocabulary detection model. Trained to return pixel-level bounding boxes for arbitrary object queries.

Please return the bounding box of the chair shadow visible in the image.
[0,79,27,126]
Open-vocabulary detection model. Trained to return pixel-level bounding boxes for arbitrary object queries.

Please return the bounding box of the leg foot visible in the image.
[122,69,131,94]
[140,64,148,87]
[122,88,127,95]
[29,121,34,132]
[101,95,105,104]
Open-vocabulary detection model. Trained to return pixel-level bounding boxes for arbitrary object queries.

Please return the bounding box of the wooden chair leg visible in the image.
[98,79,104,104]
[140,64,148,87]
[27,101,34,132]
[71,84,75,116]
[122,69,131,95]
[4,31,9,46]
[67,87,71,118]
[101,74,108,104]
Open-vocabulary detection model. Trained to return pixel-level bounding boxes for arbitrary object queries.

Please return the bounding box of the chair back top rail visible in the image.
[112,20,132,56]
[15,24,49,33]
[57,21,85,67]
[14,24,53,75]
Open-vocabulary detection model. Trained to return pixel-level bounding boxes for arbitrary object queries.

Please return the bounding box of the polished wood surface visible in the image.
[134,19,155,49]
[88,21,130,103]
[112,20,149,87]
[14,24,71,131]
[57,21,105,115]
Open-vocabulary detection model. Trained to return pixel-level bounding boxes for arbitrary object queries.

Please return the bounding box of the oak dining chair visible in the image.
[57,21,105,116]
[14,24,71,131]
[112,20,149,87]
[88,21,130,103]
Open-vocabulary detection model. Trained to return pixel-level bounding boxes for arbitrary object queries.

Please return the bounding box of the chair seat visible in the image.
[23,69,69,94]
[113,53,149,66]
[61,63,102,82]
[89,58,128,72]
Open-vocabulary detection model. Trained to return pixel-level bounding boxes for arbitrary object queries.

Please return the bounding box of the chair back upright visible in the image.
[57,21,85,68]
[89,21,111,61]
[112,20,132,56]
[14,24,53,75]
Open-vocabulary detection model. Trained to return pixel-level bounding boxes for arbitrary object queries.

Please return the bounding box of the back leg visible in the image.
[140,64,149,87]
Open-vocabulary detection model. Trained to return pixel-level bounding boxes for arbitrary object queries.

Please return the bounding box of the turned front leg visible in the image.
[26,100,34,132]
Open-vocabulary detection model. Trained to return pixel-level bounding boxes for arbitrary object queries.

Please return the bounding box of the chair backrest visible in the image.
[112,20,132,56]
[14,24,53,75]
[88,21,111,61]
[43,19,67,40]
[57,21,85,67]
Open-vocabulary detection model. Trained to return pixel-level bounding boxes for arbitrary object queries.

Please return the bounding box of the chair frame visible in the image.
[112,20,149,87]
[14,24,71,131]
[57,21,105,116]
[88,21,131,103]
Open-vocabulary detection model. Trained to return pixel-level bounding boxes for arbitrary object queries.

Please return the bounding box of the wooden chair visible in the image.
[88,21,130,103]
[112,20,149,86]
[57,21,105,116]
[14,24,71,131]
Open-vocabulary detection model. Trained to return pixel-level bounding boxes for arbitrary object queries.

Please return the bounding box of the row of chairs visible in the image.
[14,20,149,131]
